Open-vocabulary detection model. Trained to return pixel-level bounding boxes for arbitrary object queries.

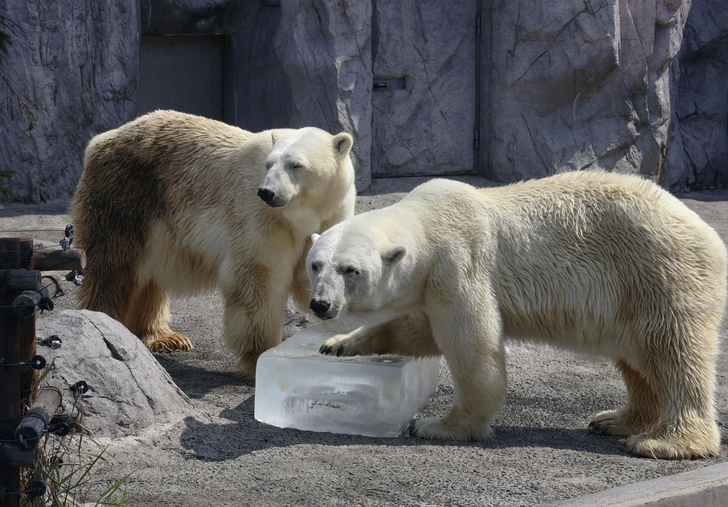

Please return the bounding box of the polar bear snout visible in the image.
[258,187,287,207]
[310,299,336,319]
[257,187,275,203]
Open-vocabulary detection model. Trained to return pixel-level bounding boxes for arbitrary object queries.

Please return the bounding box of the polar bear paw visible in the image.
[319,331,368,357]
[588,409,640,437]
[411,417,493,442]
[625,434,717,460]
[624,422,720,460]
[147,332,194,353]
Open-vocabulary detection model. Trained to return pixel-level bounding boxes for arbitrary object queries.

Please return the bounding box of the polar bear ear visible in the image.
[332,133,354,158]
[384,245,408,265]
[311,233,321,244]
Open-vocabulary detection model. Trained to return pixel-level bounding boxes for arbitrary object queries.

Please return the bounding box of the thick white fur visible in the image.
[308,171,727,459]
[72,111,356,378]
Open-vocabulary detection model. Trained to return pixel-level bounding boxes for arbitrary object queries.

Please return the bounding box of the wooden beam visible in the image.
[15,379,63,450]
[33,247,86,271]
[0,238,21,507]
[0,269,40,291]
[19,238,37,406]
[12,291,42,319]
[0,444,38,469]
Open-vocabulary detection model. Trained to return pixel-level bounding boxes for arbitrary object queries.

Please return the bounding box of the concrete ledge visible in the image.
[544,462,728,506]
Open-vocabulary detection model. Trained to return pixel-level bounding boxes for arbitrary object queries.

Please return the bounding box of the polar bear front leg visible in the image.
[220,257,289,380]
[411,298,507,442]
[290,239,314,314]
[222,296,286,379]
[319,311,440,357]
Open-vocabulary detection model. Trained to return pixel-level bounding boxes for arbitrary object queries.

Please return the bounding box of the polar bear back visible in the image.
[403,172,727,356]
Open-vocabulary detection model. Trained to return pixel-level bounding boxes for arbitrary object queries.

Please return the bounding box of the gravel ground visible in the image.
[2,177,727,507]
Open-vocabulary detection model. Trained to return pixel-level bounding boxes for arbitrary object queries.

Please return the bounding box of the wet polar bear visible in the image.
[307,171,727,459]
[72,110,356,378]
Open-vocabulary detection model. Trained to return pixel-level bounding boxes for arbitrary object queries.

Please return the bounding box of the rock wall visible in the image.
[370,0,477,177]
[663,0,728,190]
[272,0,373,191]
[0,0,725,203]
[0,0,138,203]
[144,0,374,191]
[481,0,692,184]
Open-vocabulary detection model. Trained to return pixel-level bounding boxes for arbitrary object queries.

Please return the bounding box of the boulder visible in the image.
[36,310,198,438]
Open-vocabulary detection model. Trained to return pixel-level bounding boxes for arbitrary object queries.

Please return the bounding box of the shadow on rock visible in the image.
[178,397,630,462]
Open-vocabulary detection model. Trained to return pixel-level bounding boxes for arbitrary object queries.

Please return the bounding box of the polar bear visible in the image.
[308,171,727,459]
[71,110,356,378]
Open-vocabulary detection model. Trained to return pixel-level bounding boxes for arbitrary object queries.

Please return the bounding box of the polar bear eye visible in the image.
[290,161,303,169]
[311,263,319,272]
[344,267,360,276]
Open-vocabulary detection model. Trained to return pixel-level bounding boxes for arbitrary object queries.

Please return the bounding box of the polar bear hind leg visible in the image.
[589,360,661,437]
[126,280,193,353]
[75,218,191,353]
[592,329,720,459]
[624,342,720,460]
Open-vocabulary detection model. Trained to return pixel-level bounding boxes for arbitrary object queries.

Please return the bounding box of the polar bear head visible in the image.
[257,127,354,210]
[306,217,410,328]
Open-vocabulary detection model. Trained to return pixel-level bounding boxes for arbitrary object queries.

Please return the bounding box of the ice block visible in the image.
[254,325,440,437]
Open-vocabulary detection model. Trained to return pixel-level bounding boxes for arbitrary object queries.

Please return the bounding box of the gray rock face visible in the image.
[140,0,227,35]
[371,0,477,177]
[481,0,692,184]
[143,0,374,192]
[272,0,373,191]
[0,1,139,203]
[663,0,728,190]
[36,310,198,438]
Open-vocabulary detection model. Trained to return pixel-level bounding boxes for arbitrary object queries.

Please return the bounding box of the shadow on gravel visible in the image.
[155,355,252,399]
[676,189,728,202]
[178,398,629,462]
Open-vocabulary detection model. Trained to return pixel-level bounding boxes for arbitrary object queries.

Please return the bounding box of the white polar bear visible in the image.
[72,110,356,378]
[307,171,727,460]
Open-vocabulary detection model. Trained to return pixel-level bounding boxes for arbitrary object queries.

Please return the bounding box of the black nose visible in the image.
[309,299,330,315]
[258,188,275,203]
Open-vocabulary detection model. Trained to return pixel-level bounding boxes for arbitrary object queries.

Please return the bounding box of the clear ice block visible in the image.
[254,325,440,437]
